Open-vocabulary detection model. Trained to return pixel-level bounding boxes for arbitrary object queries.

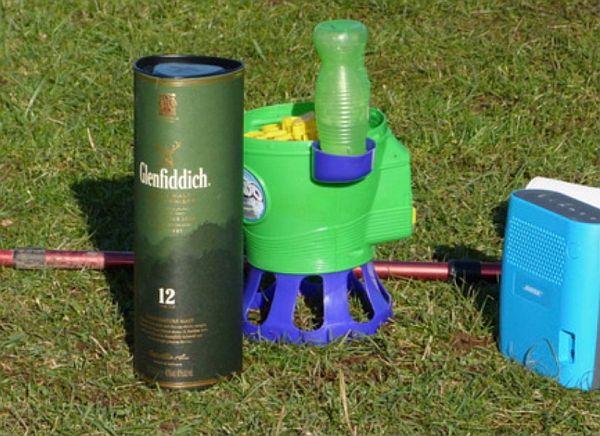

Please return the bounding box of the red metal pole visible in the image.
[0,249,135,269]
[479,262,502,280]
[356,261,451,280]
[0,249,13,267]
[44,250,134,269]
[0,248,501,281]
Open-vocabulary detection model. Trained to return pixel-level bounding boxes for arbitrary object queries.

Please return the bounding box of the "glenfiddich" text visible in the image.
[139,162,209,190]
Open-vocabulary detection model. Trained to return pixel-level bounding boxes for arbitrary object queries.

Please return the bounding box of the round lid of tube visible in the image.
[134,55,243,79]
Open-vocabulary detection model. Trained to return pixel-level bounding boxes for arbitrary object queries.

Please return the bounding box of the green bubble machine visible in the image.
[242,20,413,344]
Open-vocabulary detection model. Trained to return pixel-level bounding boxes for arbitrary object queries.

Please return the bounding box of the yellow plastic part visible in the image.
[244,111,319,141]
[412,207,416,226]
[281,116,299,132]
[263,129,288,139]
[261,123,281,132]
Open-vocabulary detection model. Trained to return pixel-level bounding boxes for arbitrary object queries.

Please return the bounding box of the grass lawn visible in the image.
[1,0,599,433]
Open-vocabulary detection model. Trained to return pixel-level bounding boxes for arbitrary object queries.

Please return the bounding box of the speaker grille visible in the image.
[505,216,566,286]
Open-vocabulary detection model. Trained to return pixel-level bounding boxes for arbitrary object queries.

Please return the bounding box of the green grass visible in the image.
[1,0,599,433]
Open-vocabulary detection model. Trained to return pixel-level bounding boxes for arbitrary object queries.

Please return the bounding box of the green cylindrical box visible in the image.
[133,55,244,389]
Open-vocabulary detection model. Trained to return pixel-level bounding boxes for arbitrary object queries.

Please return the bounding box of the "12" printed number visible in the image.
[158,287,176,305]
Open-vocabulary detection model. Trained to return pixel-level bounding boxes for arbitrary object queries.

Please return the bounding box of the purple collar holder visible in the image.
[312,138,375,183]
[242,262,393,345]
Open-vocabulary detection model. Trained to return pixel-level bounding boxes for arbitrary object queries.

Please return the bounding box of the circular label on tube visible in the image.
[243,169,266,222]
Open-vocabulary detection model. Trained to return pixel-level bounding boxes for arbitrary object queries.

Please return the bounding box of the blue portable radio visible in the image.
[499,189,600,390]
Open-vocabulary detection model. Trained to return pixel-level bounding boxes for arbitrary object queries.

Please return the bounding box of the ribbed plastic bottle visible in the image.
[313,19,370,156]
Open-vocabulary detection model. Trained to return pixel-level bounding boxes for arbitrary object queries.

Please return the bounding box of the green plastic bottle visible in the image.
[313,19,370,156]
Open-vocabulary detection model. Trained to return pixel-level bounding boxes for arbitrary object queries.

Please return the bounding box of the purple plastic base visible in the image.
[242,262,393,345]
[312,138,375,183]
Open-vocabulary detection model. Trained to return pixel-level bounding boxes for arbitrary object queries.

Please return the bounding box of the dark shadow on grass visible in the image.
[72,176,134,352]
[492,200,509,238]
[434,245,501,340]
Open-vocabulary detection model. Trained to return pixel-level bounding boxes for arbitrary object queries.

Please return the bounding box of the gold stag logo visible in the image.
[159,93,177,117]
[156,141,181,169]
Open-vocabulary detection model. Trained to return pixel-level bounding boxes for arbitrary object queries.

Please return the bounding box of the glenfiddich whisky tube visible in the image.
[133,55,244,389]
